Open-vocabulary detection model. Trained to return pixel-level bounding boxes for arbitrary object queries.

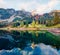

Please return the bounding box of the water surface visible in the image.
[0,30,60,50]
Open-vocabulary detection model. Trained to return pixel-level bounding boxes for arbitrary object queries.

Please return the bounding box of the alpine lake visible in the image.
[0,30,60,50]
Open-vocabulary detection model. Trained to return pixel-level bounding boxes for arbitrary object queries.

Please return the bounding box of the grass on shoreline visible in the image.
[0,24,60,31]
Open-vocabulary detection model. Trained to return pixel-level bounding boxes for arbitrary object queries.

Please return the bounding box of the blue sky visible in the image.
[0,0,60,14]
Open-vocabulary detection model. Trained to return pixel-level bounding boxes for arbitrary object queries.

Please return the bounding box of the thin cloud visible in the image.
[0,0,6,8]
[36,0,60,14]
[18,0,60,14]
[0,0,60,14]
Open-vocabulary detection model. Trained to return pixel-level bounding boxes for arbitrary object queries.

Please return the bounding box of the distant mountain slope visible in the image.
[0,8,31,20]
[0,8,54,25]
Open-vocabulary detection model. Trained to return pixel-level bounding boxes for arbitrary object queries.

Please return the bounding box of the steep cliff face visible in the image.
[0,8,31,20]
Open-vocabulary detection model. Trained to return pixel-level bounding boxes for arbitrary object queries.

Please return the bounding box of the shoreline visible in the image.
[0,27,60,31]
[0,27,60,36]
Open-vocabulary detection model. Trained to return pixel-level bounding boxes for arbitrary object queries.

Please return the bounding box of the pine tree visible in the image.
[20,20,24,27]
[32,20,35,27]
[36,20,39,25]
[53,12,60,25]
[26,21,28,27]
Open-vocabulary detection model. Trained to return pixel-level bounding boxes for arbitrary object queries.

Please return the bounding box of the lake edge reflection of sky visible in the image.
[0,43,60,55]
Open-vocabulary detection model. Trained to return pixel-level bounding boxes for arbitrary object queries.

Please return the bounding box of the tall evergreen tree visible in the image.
[20,20,24,27]
[53,12,60,24]
[32,20,35,27]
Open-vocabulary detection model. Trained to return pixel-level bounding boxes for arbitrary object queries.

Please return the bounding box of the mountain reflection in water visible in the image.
[0,30,60,55]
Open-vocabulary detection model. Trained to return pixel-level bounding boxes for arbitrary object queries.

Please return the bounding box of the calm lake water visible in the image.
[0,30,60,55]
[0,30,60,50]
